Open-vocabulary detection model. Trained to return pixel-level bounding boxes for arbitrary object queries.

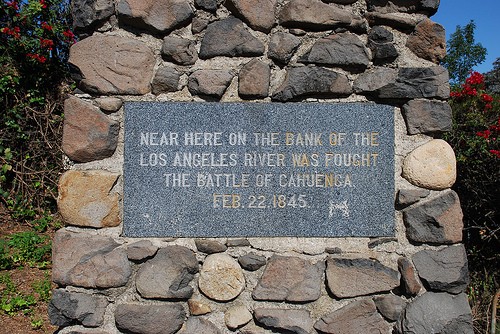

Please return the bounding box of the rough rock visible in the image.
[192,15,210,33]
[406,18,446,63]
[227,239,251,247]
[178,317,221,334]
[52,229,131,288]
[238,252,267,271]
[278,0,353,30]
[69,35,155,95]
[126,240,158,261]
[95,97,123,113]
[268,32,301,64]
[397,189,430,207]
[195,239,228,254]
[368,26,398,62]
[199,17,264,58]
[117,0,194,33]
[49,289,108,327]
[225,305,253,330]
[368,237,398,248]
[373,294,406,321]
[239,59,270,98]
[314,299,391,334]
[254,308,313,334]
[365,12,418,30]
[367,0,440,15]
[161,37,198,65]
[226,0,277,32]
[398,257,424,296]
[300,32,370,70]
[71,0,115,31]
[413,245,469,294]
[62,96,119,163]
[58,170,120,228]
[188,299,212,315]
[397,292,473,334]
[403,190,463,244]
[151,67,181,94]
[272,66,352,101]
[326,257,400,298]
[195,0,218,12]
[199,253,245,301]
[354,67,398,93]
[402,99,452,135]
[252,255,324,302]
[402,139,457,190]
[328,0,358,3]
[136,246,198,299]
[188,70,234,98]
[115,303,185,334]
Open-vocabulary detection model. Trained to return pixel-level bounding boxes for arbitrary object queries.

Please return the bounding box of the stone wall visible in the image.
[50,0,474,333]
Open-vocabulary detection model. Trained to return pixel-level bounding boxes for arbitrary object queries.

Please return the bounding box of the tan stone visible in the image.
[402,139,456,190]
[199,253,245,301]
[58,170,120,228]
[225,305,252,330]
[188,299,212,315]
[406,18,446,63]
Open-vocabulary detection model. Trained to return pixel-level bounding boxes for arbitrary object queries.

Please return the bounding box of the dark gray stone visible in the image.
[49,289,108,327]
[126,240,158,261]
[368,237,398,248]
[314,299,391,334]
[272,66,352,101]
[268,32,301,64]
[368,26,398,62]
[397,189,430,207]
[402,99,452,135]
[161,37,198,65]
[354,67,398,93]
[195,239,228,254]
[188,70,234,98]
[178,317,222,334]
[199,17,265,59]
[238,252,267,271]
[403,190,463,244]
[365,12,418,31]
[367,0,440,15]
[254,308,313,334]
[413,245,469,294]
[278,0,353,30]
[151,67,181,95]
[71,0,115,30]
[397,292,473,334]
[253,255,324,302]
[192,15,210,33]
[115,303,185,334]
[300,32,371,70]
[195,0,218,12]
[398,257,424,296]
[239,59,270,98]
[226,0,277,32]
[227,239,251,247]
[406,19,446,63]
[373,294,406,321]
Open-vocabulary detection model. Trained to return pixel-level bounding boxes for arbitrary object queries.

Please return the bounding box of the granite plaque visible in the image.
[123,102,395,237]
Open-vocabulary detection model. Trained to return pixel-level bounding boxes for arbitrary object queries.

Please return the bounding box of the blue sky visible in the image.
[433,0,499,73]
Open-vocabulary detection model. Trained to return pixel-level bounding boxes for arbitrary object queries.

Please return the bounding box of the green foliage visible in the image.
[442,21,487,85]
[32,272,51,303]
[7,231,51,267]
[485,57,500,94]
[0,273,37,315]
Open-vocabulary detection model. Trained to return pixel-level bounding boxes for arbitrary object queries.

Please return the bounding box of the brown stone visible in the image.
[188,299,212,315]
[373,294,406,321]
[62,96,119,163]
[407,19,446,63]
[58,170,120,228]
[402,99,452,135]
[195,239,228,254]
[199,253,245,301]
[161,37,198,65]
[69,35,155,95]
[95,97,123,113]
[239,59,270,98]
[188,70,234,99]
[268,32,301,64]
[278,0,353,30]
[115,303,185,334]
[126,240,158,261]
[225,305,253,330]
[254,308,313,334]
[365,12,418,31]
[178,317,222,334]
[151,67,180,95]
[226,0,277,32]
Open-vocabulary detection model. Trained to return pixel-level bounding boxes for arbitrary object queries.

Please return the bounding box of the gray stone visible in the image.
[199,253,245,301]
[268,32,301,64]
[195,239,228,254]
[188,299,212,315]
[398,257,424,296]
[178,317,221,334]
[226,0,277,32]
[52,229,131,288]
[314,299,391,334]
[117,0,194,33]
[136,246,198,299]
[62,96,118,163]
[225,305,252,330]
[126,240,158,261]
[300,33,370,70]
[373,294,406,321]
[115,303,185,334]
[397,292,473,334]
[161,37,198,65]
[403,190,463,244]
[254,308,313,334]
[397,189,430,207]
[239,252,267,271]
[365,12,418,30]
[69,35,155,95]
[326,257,400,298]
[71,0,115,31]
[272,66,352,101]
[49,289,108,327]
[67,330,111,334]
[227,239,251,247]
[407,19,446,63]
[152,67,181,95]
[239,59,270,98]
[402,99,452,135]
[328,0,358,3]
[95,97,123,113]
[188,70,234,98]
[192,15,210,33]
[368,26,398,62]
[367,0,439,15]
[413,245,469,294]
[278,0,353,30]
[195,0,218,12]
[252,255,324,302]
[368,237,398,248]
[199,17,264,59]
[353,67,398,93]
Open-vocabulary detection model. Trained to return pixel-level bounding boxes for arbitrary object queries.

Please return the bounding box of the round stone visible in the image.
[225,305,252,330]
[402,139,456,190]
[199,254,245,301]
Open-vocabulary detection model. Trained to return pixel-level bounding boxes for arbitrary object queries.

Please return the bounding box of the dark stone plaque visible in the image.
[123,102,394,237]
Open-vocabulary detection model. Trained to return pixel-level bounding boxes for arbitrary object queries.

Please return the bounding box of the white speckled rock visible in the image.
[402,139,456,190]
[199,254,245,301]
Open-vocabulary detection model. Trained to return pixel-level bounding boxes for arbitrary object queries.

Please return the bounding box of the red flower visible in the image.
[477,130,491,139]
[41,22,53,31]
[1,26,21,39]
[40,38,54,50]
[465,71,485,86]
[6,1,19,10]
[489,150,500,159]
[39,0,47,9]
[62,29,76,43]
[481,93,494,103]
[27,53,47,63]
